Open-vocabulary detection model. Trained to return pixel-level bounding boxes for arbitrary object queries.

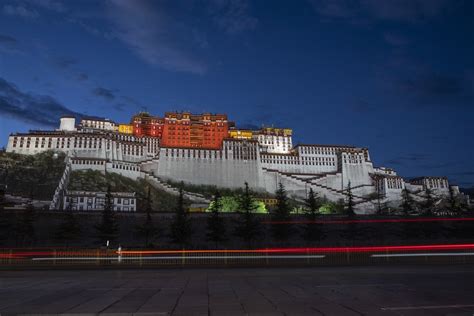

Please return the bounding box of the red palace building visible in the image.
[131,111,230,150]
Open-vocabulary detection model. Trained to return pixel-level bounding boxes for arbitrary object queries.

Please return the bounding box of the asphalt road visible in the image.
[0,265,473,315]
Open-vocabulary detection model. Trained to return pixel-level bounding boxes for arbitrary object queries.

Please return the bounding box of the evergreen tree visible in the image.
[234,182,261,248]
[447,186,460,216]
[135,187,160,247]
[16,202,36,246]
[170,184,192,247]
[302,188,323,243]
[95,185,119,245]
[345,181,356,217]
[374,183,388,215]
[206,190,226,247]
[421,188,435,216]
[400,187,414,216]
[271,183,292,242]
[55,201,81,247]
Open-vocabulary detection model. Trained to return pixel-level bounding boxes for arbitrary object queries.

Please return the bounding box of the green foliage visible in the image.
[165,178,274,200]
[94,185,119,245]
[135,187,160,247]
[206,191,226,246]
[234,182,261,247]
[271,183,292,241]
[69,170,182,212]
[302,188,324,243]
[170,185,192,246]
[15,202,36,246]
[401,188,414,216]
[421,188,435,216]
[345,181,356,217]
[55,211,81,246]
[206,195,267,213]
[0,151,66,200]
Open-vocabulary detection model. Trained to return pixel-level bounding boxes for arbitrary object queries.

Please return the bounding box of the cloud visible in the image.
[76,73,88,81]
[383,32,409,46]
[3,4,39,18]
[0,77,82,127]
[397,72,474,106]
[50,56,78,69]
[92,87,115,101]
[387,153,428,165]
[0,34,21,53]
[105,0,207,74]
[208,0,258,34]
[310,0,453,23]
[26,0,66,13]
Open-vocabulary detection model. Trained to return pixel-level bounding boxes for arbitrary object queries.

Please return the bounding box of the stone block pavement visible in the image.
[0,265,473,315]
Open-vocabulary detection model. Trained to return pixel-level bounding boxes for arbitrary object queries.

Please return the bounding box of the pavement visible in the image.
[0,265,473,315]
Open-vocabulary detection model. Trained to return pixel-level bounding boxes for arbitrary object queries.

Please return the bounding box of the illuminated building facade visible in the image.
[161,112,229,149]
[5,113,470,213]
[132,112,163,138]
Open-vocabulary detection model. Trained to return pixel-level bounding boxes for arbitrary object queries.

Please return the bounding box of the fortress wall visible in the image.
[341,152,372,188]
[155,148,263,190]
[261,154,338,174]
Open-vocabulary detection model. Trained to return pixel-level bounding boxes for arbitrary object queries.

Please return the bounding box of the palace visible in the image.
[5,112,469,213]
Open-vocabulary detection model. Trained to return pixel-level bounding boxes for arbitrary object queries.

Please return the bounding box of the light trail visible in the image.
[263,217,474,225]
[118,243,474,255]
[371,252,474,258]
[31,255,327,261]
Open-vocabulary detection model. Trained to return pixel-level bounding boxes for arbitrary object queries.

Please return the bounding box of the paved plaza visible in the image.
[0,265,473,315]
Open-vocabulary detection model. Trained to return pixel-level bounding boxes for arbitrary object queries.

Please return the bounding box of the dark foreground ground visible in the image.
[0,265,473,315]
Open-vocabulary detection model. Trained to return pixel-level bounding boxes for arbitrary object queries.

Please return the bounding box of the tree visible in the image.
[206,190,226,247]
[374,182,388,215]
[302,188,324,243]
[421,188,435,216]
[95,185,119,245]
[400,188,414,216]
[55,200,81,247]
[447,186,460,216]
[16,202,36,246]
[135,187,160,247]
[271,183,292,242]
[345,181,356,217]
[170,184,192,247]
[234,182,261,248]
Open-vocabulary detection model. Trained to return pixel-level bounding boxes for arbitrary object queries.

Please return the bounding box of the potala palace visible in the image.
[5,112,468,213]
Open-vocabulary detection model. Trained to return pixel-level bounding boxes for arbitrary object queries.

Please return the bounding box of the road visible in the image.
[0,265,473,315]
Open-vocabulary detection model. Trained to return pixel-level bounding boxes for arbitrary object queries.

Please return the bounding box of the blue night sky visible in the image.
[0,0,473,187]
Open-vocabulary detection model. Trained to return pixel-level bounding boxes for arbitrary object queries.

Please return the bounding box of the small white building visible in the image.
[80,117,117,131]
[254,127,293,154]
[63,190,136,211]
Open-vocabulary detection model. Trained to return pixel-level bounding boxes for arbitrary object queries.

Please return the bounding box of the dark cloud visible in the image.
[2,4,39,18]
[352,99,376,113]
[237,122,259,130]
[0,34,17,45]
[0,34,20,53]
[51,56,78,69]
[105,0,207,74]
[92,87,115,101]
[26,0,67,13]
[0,77,82,127]
[208,0,258,34]
[383,32,409,46]
[387,153,428,165]
[397,72,474,106]
[310,0,453,23]
[76,73,89,81]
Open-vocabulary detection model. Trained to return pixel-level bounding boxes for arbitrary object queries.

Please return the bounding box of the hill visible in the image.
[68,170,188,212]
[0,151,66,200]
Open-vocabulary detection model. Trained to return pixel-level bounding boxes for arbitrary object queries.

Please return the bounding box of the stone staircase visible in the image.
[263,168,376,210]
[142,170,211,204]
